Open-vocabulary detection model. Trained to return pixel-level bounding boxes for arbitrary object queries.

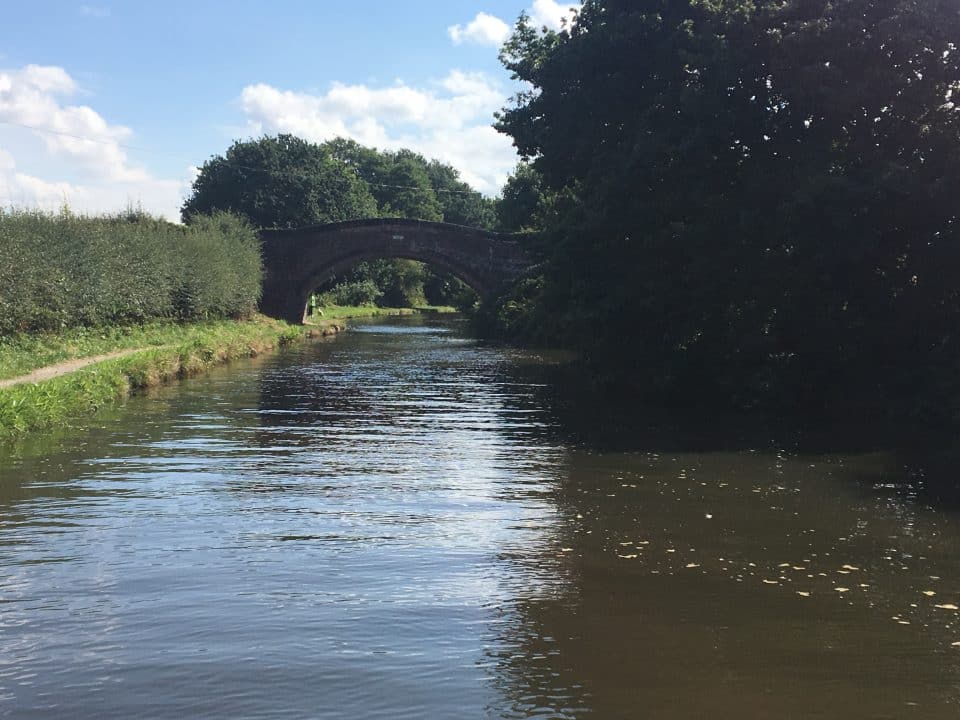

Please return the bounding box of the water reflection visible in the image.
[0,316,959,718]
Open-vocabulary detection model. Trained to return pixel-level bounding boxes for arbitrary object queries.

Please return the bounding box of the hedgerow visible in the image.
[0,208,262,335]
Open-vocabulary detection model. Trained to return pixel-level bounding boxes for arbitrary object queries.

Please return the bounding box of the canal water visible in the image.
[1,316,959,718]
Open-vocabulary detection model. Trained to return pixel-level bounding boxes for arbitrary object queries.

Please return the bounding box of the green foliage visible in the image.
[316,279,384,307]
[494,0,960,421]
[475,274,551,341]
[182,134,378,227]
[369,258,429,307]
[423,271,478,310]
[0,318,301,438]
[496,162,546,232]
[424,160,496,228]
[378,151,444,221]
[172,213,263,320]
[0,209,263,336]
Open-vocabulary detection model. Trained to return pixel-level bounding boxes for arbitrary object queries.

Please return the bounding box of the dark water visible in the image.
[2,316,960,718]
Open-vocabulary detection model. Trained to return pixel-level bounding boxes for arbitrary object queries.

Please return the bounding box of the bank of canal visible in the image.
[1,315,959,718]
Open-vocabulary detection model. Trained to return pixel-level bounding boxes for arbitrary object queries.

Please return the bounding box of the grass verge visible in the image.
[0,316,303,438]
[0,319,303,381]
[307,304,456,325]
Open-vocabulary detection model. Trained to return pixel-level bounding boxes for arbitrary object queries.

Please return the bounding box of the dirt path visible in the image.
[0,348,146,390]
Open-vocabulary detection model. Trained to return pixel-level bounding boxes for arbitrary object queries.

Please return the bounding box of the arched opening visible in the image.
[302,253,481,322]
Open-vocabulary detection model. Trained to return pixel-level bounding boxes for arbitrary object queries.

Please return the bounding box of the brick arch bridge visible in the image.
[259,219,534,323]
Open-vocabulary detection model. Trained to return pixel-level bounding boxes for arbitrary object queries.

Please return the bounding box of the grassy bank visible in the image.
[0,316,302,438]
[305,304,456,331]
[0,305,458,439]
[313,304,456,319]
[0,320,290,382]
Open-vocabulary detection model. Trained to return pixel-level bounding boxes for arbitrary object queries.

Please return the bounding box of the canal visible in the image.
[1,315,959,718]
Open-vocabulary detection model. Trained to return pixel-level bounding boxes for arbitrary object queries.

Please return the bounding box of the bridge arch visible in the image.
[259,219,533,323]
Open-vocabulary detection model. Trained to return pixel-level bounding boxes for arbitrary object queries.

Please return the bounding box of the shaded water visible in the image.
[1,316,959,718]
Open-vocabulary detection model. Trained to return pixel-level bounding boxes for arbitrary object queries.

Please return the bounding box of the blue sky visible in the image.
[0,1,576,219]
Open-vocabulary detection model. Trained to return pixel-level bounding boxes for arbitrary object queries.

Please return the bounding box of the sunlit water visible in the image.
[1,316,959,718]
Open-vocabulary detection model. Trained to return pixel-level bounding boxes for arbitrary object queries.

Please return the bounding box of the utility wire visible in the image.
[0,119,155,153]
[0,119,491,197]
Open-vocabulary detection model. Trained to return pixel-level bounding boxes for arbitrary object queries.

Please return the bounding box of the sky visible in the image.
[0,1,577,220]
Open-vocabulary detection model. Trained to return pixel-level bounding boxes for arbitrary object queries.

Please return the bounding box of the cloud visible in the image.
[529,0,575,31]
[0,157,189,220]
[0,64,145,182]
[240,71,517,195]
[448,2,577,48]
[448,12,511,47]
[79,5,110,18]
[0,63,188,218]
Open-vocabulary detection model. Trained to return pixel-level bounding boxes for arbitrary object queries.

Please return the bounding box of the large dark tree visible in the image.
[495,0,960,419]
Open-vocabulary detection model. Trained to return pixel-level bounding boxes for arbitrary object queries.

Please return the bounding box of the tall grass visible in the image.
[0,208,262,335]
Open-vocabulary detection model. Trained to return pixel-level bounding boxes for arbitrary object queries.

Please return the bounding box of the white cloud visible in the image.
[448,12,511,47]
[0,160,190,220]
[448,2,577,48]
[79,5,110,18]
[529,0,575,31]
[240,71,517,195]
[0,63,188,219]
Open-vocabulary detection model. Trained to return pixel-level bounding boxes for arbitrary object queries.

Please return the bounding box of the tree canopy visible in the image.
[493,0,960,421]
[183,134,496,230]
[182,134,378,228]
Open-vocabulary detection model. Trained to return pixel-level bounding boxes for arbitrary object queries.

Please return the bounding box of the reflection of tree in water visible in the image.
[482,426,960,718]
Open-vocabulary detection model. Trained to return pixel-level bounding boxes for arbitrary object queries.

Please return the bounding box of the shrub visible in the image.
[0,208,262,335]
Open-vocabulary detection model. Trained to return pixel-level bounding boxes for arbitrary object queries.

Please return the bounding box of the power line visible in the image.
[0,119,156,153]
[0,119,492,197]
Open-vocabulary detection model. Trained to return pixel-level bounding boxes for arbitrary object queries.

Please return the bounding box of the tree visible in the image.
[182,134,377,228]
[496,162,545,232]
[495,0,960,419]
[378,151,443,221]
[425,160,496,229]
